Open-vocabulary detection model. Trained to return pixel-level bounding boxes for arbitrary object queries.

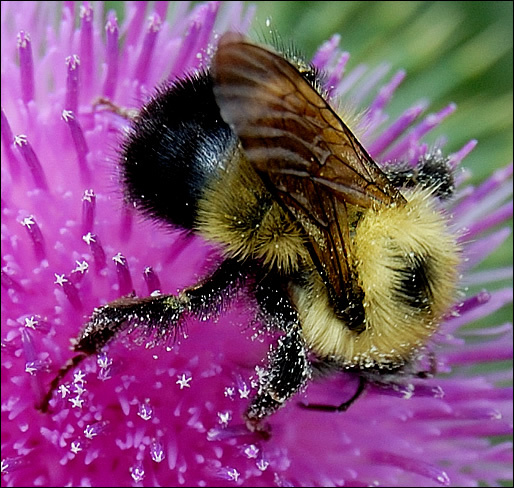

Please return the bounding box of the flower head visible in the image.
[1,2,512,487]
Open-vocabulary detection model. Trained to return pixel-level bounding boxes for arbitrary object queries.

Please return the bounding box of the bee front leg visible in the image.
[38,293,186,412]
[39,259,247,412]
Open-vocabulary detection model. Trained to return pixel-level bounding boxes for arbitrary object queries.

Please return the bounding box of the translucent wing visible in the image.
[212,33,405,309]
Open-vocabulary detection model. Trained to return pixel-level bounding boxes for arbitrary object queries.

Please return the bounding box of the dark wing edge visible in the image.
[212,32,404,311]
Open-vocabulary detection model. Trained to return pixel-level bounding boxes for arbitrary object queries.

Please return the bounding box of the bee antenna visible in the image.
[37,352,88,413]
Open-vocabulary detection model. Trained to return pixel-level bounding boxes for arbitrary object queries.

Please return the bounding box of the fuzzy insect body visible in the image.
[40,33,460,427]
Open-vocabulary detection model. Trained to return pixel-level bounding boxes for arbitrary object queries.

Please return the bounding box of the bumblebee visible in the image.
[40,33,460,427]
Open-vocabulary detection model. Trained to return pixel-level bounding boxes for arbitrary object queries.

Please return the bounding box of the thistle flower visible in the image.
[1,2,512,487]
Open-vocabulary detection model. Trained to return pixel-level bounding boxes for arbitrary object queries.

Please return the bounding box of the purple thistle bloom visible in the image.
[1,2,512,487]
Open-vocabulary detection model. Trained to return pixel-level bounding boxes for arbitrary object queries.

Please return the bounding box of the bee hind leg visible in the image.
[298,375,367,412]
[37,293,188,412]
[39,258,248,412]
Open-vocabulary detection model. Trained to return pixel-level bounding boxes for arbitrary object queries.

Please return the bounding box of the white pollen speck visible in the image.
[24,316,38,329]
[130,464,145,483]
[61,109,74,122]
[244,444,259,459]
[217,411,231,426]
[70,440,82,454]
[227,468,240,482]
[58,384,70,398]
[82,232,96,244]
[54,274,68,286]
[25,364,37,375]
[73,370,86,383]
[82,189,94,201]
[20,215,35,227]
[68,396,84,409]
[238,383,250,399]
[112,252,126,265]
[84,425,97,439]
[14,134,28,146]
[224,386,235,398]
[176,374,192,389]
[72,260,89,274]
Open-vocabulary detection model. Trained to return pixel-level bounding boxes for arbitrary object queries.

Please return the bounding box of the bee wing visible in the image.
[212,33,404,302]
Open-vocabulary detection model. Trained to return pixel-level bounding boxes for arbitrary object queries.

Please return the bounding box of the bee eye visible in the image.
[394,253,434,310]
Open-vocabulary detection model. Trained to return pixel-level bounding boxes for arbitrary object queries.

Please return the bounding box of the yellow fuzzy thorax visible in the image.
[196,153,309,272]
[298,189,460,368]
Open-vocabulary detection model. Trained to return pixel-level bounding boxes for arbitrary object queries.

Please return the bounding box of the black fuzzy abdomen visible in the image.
[120,71,236,230]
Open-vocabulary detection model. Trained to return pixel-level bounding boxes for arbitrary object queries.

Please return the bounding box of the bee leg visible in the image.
[39,258,247,412]
[37,293,186,412]
[245,324,312,430]
[299,375,367,412]
[384,150,455,200]
[243,275,312,434]
[254,274,299,332]
[92,96,139,120]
